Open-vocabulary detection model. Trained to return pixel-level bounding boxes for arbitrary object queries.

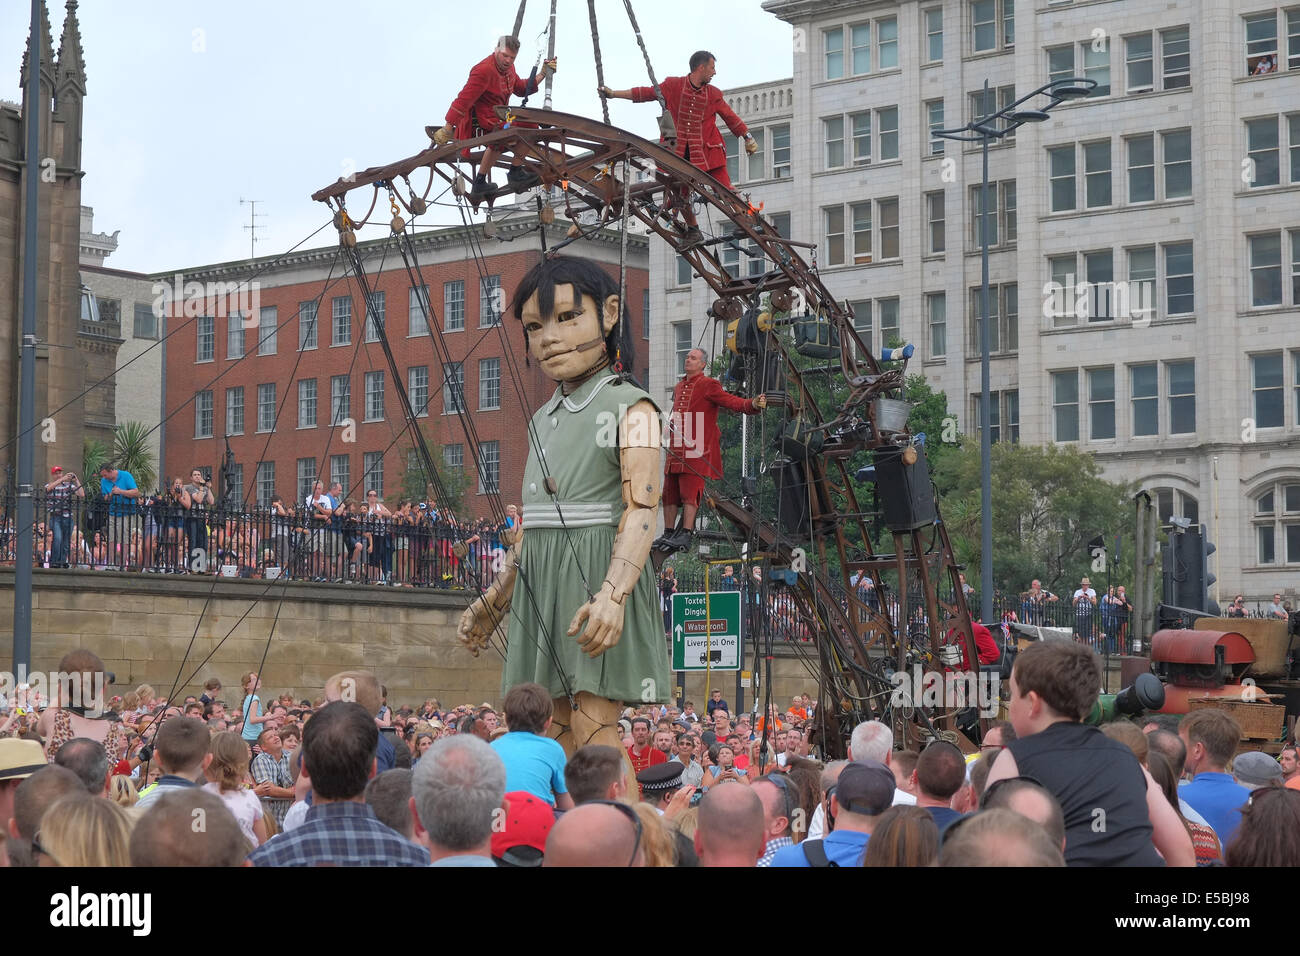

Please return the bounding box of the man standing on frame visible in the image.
[656,348,765,553]
[601,51,755,247]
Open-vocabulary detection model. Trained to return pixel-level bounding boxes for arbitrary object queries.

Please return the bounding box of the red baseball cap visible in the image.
[490,791,556,865]
[50,466,62,474]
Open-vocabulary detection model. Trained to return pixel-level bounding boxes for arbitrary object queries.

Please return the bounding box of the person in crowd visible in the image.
[34,648,126,763]
[1179,709,1252,846]
[703,744,748,788]
[564,745,627,805]
[693,782,764,867]
[204,731,267,848]
[53,737,112,796]
[911,742,966,835]
[33,792,133,867]
[410,735,506,867]
[1146,751,1221,866]
[669,732,705,788]
[491,682,572,809]
[1224,788,1300,866]
[135,717,210,810]
[981,776,1067,854]
[248,702,429,866]
[250,728,294,829]
[862,805,940,867]
[1268,593,1288,619]
[940,808,1066,867]
[1279,745,1299,786]
[751,773,796,865]
[365,769,416,842]
[324,671,397,771]
[627,716,667,777]
[109,774,139,808]
[44,465,85,568]
[771,760,894,867]
[130,789,251,867]
[7,765,84,867]
[987,640,1193,866]
[546,801,646,867]
[1232,750,1284,792]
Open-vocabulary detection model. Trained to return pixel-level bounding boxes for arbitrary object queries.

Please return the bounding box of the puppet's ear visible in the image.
[600,294,621,336]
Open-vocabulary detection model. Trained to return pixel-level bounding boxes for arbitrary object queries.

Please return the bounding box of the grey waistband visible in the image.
[523,502,618,529]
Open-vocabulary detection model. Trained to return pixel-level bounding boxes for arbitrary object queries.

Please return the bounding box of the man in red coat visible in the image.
[428,36,556,204]
[657,348,765,552]
[601,51,755,248]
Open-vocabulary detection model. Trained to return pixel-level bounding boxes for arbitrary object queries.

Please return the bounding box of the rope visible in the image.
[511,0,527,39]
[543,0,558,110]
[587,0,610,125]
[615,159,632,374]
[621,0,667,111]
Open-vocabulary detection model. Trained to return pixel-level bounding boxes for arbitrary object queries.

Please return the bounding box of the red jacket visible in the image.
[630,76,748,178]
[949,622,1001,671]
[445,54,537,140]
[665,374,760,480]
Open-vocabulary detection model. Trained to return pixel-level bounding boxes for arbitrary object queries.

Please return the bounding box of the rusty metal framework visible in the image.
[310,109,981,754]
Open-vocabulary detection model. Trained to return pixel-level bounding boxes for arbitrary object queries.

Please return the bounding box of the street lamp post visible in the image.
[935,77,1094,626]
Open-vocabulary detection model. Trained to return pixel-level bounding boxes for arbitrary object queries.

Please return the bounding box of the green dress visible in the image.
[503,370,671,704]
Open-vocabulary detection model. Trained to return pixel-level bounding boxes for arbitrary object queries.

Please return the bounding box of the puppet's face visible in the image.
[520,284,619,384]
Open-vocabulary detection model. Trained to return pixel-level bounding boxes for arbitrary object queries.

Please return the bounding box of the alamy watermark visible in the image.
[151,273,262,327]
[890,665,1001,719]
[1041,276,1154,327]
[1,668,110,718]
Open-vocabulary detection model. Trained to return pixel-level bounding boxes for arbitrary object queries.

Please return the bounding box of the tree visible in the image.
[932,439,1135,598]
[113,421,158,492]
[82,437,110,483]
[396,424,467,515]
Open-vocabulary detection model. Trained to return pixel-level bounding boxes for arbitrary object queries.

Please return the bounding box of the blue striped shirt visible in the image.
[247,801,430,867]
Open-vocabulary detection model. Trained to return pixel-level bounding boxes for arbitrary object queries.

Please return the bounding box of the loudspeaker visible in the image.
[874,448,937,532]
[772,459,810,537]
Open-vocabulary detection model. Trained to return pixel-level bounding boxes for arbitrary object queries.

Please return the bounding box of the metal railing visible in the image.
[0,493,499,589]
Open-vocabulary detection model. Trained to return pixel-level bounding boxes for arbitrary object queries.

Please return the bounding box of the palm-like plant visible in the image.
[113,421,158,492]
[82,437,111,482]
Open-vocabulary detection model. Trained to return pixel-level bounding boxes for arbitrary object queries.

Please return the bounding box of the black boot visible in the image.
[506,165,539,190]
[469,172,493,206]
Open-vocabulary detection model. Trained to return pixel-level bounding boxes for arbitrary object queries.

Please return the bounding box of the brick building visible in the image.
[161,217,649,519]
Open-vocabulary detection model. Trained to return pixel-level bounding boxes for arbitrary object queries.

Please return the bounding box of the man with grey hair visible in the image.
[806,721,915,841]
[657,347,766,552]
[410,734,506,866]
[53,738,112,796]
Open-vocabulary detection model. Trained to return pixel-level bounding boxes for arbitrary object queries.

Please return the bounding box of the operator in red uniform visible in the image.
[428,35,556,203]
[600,51,754,248]
[656,347,765,552]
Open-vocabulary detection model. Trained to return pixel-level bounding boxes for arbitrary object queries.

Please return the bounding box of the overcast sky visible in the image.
[1,0,793,274]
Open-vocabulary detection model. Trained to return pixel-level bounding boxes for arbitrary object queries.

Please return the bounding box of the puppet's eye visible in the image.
[558,309,580,322]
[525,321,542,333]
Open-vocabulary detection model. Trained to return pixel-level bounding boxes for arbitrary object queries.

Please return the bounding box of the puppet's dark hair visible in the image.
[512,256,636,377]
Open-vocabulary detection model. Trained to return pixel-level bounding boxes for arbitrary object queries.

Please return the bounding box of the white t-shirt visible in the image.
[1073,588,1097,606]
[203,782,263,847]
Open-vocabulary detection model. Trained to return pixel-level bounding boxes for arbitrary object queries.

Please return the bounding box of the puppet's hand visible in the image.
[568,583,626,658]
[457,596,499,656]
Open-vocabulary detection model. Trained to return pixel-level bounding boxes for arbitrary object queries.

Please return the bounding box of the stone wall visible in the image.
[0,570,820,711]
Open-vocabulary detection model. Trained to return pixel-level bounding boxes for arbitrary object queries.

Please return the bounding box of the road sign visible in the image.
[671,591,741,671]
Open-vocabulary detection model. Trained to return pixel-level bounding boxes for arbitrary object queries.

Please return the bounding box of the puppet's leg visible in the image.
[567,692,639,797]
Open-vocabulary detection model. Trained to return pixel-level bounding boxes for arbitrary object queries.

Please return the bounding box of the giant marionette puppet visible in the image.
[457,257,670,753]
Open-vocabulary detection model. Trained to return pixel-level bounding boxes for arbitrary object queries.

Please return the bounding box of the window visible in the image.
[879,199,899,260]
[408,285,429,337]
[675,255,693,287]
[1088,367,1116,440]
[1250,233,1283,307]
[364,291,385,343]
[1292,115,1300,183]
[971,0,1012,53]
[1006,390,1020,443]
[479,358,501,410]
[825,27,844,80]
[1127,135,1154,202]
[1252,480,1300,565]
[1084,141,1111,208]
[298,379,317,429]
[364,370,384,422]
[133,303,157,340]
[442,362,465,414]
[255,461,275,509]
[1294,229,1300,304]
[824,117,844,168]
[330,455,350,495]
[1052,371,1079,442]
[1296,352,1300,422]
[257,383,276,433]
[1048,45,1074,86]
[1161,27,1190,88]
[226,387,244,436]
[1131,364,1158,436]
[227,314,244,359]
[850,202,872,264]
[1167,361,1195,434]
[1246,12,1278,75]
[195,390,213,438]
[878,298,900,348]
[330,375,350,425]
[747,128,765,180]
[363,452,384,497]
[1049,146,1076,212]
[1084,250,1113,322]
[1247,117,1280,187]
[257,306,276,355]
[480,275,502,328]
[1048,254,1078,326]
[926,191,945,254]
[771,124,791,178]
[409,366,429,417]
[850,300,871,356]
[927,100,945,155]
[927,292,946,358]
[970,181,1015,247]
[925,7,943,62]
[1164,243,1194,315]
[968,284,1017,354]
[972,391,1001,443]
[850,112,871,165]
[723,133,740,184]
[477,441,500,496]
[877,107,898,161]
[851,23,871,74]
[96,298,119,326]
[824,206,845,266]
[1162,129,1192,198]
[297,458,317,503]
[1002,0,1014,47]
[444,444,464,470]
[643,288,651,340]
[1126,34,1153,93]
[443,280,465,332]
[1252,353,1284,428]
[674,323,692,375]
[1128,246,1156,320]
[1082,41,1110,97]
[1292,9,1300,70]
[299,300,318,350]
[332,296,352,347]
[1002,284,1019,351]
[197,315,214,363]
[877,17,898,69]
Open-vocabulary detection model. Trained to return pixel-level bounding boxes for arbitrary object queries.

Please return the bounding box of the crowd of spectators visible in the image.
[3,639,1298,868]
